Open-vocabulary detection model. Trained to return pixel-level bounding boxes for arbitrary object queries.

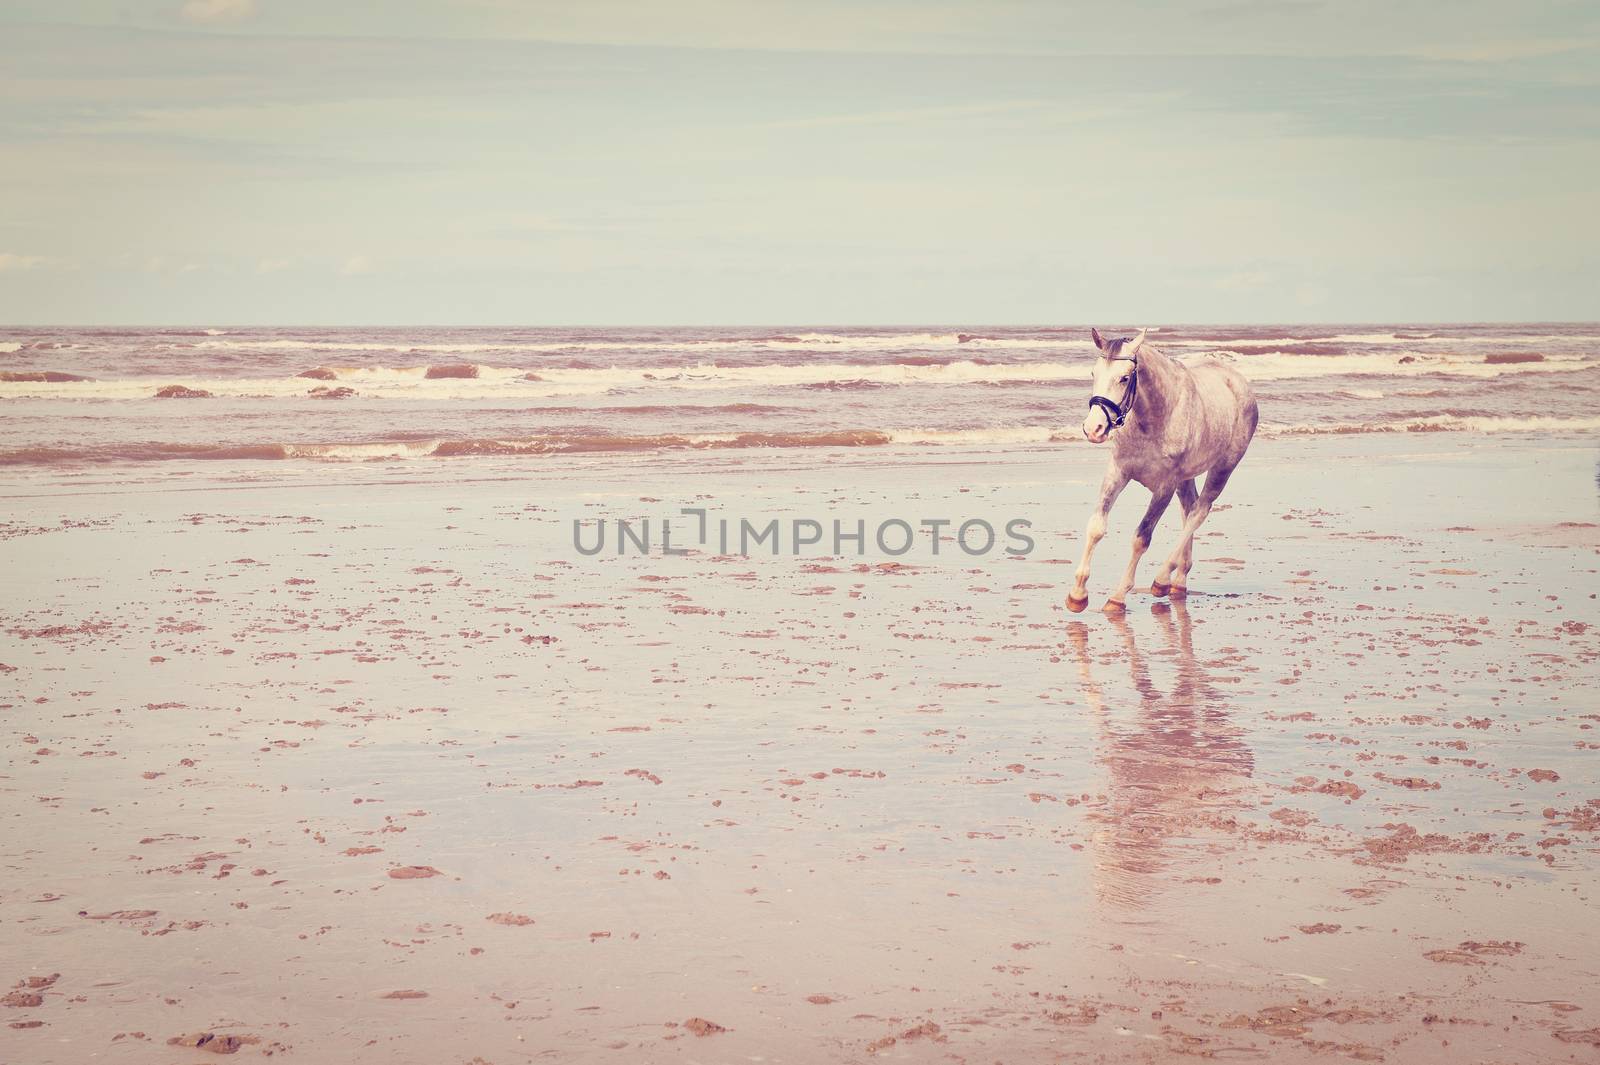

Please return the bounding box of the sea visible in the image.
[2,324,1596,464]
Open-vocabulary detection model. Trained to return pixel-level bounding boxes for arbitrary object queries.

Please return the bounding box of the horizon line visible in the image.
[5,320,1599,330]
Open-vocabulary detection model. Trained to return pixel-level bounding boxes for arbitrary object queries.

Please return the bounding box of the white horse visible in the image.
[1067,328,1258,613]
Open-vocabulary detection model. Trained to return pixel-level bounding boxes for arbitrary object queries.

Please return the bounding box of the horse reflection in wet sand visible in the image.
[1069,328,1258,614]
[1068,602,1254,912]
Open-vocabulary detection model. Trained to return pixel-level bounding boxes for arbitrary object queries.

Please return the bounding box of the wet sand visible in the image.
[1,435,1597,1063]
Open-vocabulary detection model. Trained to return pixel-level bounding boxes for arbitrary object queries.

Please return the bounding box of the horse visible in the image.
[1066,327,1258,614]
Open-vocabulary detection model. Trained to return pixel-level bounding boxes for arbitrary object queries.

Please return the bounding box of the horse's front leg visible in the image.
[1104,486,1174,613]
[1066,465,1129,613]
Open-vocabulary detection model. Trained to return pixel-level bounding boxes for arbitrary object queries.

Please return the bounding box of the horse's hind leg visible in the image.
[1155,478,1198,597]
[1153,467,1233,593]
[1104,486,1174,613]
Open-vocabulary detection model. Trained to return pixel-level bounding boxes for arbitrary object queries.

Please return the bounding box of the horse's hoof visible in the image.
[1150,580,1171,597]
[1065,594,1088,614]
[1170,586,1189,600]
[1101,599,1126,615]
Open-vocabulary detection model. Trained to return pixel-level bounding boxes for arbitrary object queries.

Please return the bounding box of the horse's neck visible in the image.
[1128,346,1187,436]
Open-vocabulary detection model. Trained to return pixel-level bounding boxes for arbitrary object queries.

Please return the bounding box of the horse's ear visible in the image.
[1090,327,1105,351]
[1126,328,1147,357]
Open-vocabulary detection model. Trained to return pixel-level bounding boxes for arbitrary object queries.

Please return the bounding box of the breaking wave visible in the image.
[6,414,1599,466]
[2,349,1592,402]
[1262,414,1600,437]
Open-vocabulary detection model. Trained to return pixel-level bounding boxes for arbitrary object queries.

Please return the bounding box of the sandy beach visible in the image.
[2,432,1596,1062]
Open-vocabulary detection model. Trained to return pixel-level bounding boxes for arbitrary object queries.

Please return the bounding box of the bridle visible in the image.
[1088,353,1139,432]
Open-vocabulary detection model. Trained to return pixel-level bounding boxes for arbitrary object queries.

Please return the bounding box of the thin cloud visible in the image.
[180,0,257,24]
[0,253,46,271]
[496,213,631,236]
[1211,271,1272,293]
[340,255,374,276]
[1404,39,1597,62]
[1295,283,1329,306]
[764,100,1047,130]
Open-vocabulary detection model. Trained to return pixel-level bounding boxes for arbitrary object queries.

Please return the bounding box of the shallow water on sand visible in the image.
[1,435,1597,1062]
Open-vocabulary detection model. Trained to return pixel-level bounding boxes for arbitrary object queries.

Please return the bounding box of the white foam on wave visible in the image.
[283,441,440,460]
[1207,330,1600,345]
[1321,330,1600,345]
[326,350,1595,386]
[0,360,1093,400]
[781,331,1084,351]
[338,364,529,382]
[197,339,521,353]
[10,413,1597,467]
[1200,350,1590,380]
[2,347,1592,403]
[887,426,1071,446]
[1319,332,1429,344]
[257,426,1077,461]
[1264,414,1600,436]
[532,359,1083,388]
[187,331,1087,355]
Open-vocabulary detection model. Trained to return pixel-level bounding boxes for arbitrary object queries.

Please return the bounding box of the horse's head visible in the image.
[1082,327,1146,443]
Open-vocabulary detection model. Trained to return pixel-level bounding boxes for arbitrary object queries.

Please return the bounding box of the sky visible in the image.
[0,0,1596,324]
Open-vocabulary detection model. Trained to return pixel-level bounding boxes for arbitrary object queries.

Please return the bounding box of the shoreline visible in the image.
[3,415,1600,468]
